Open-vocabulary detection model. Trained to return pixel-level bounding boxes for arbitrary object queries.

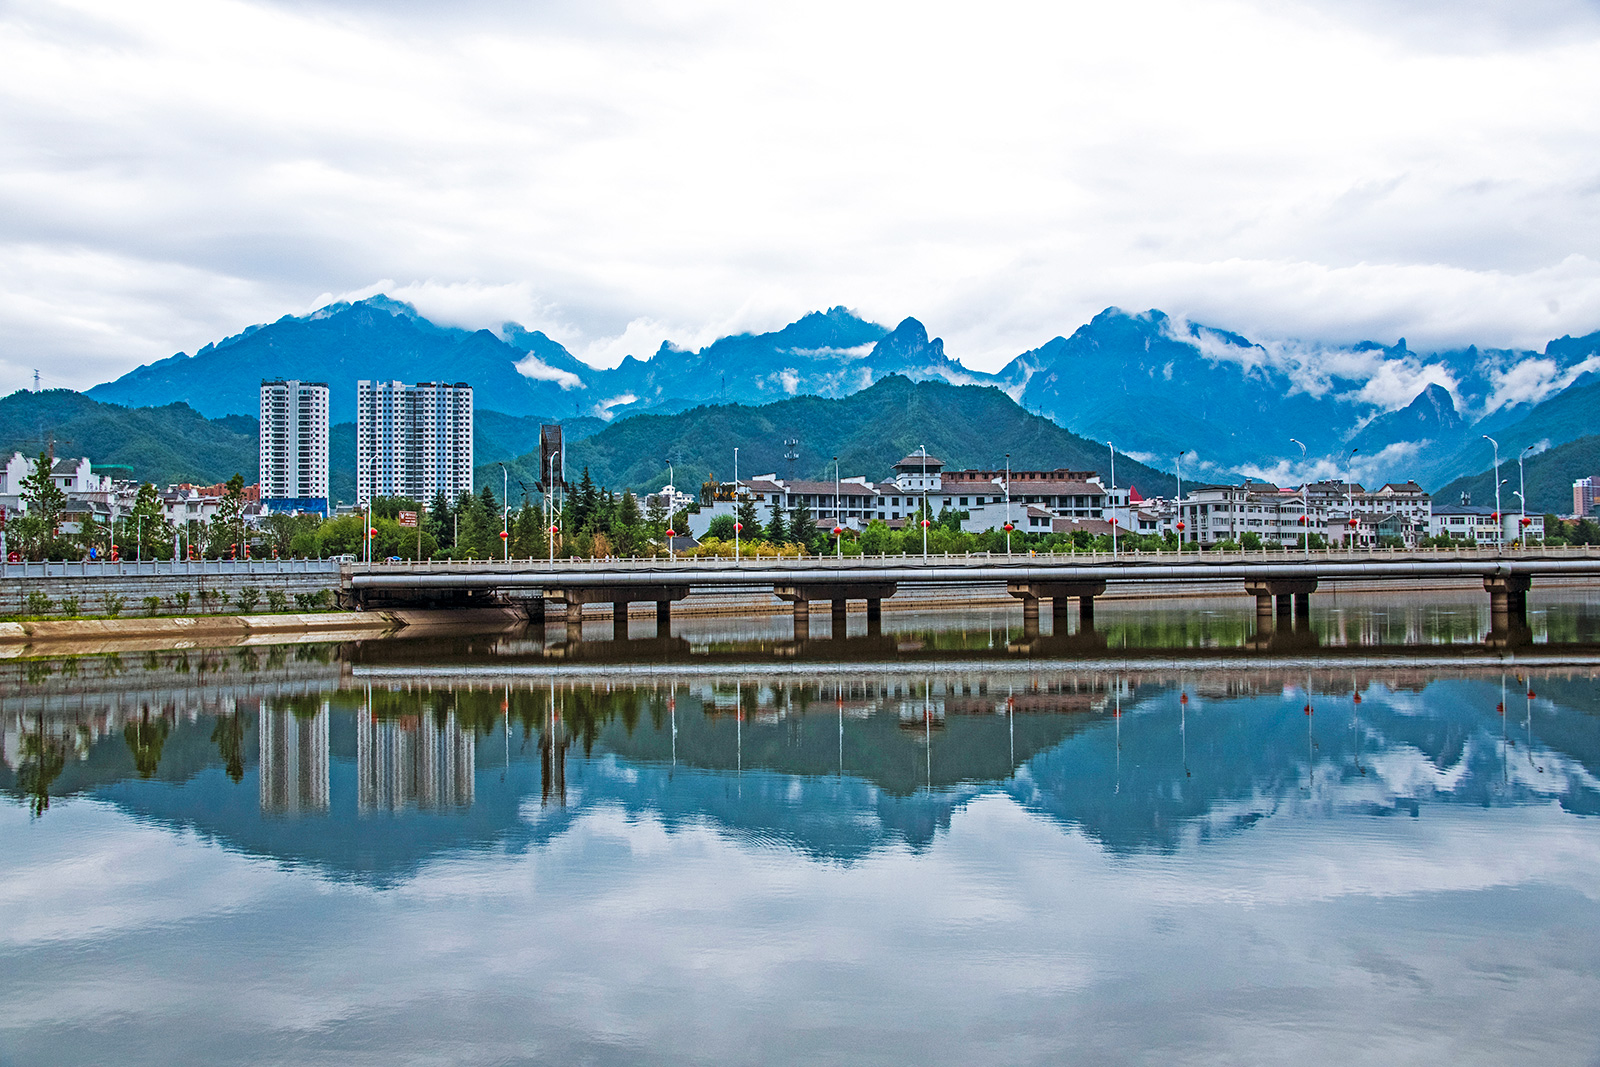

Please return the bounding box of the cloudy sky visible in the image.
[3,0,1600,394]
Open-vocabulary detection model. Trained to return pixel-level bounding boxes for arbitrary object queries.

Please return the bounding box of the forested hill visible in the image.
[499,376,1180,497]
[0,390,258,487]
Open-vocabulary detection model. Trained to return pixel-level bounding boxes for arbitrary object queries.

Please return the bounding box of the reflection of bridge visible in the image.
[350,550,1600,641]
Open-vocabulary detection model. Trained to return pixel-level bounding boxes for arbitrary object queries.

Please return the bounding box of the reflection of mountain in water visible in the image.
[5,667,1600,883]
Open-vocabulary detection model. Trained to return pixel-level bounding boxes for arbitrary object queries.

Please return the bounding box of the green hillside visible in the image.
[499,376,1179,497]
[0,389,257,486]
[1434,434,1600,514]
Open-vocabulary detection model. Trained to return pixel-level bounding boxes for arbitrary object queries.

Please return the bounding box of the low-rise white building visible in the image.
[1428,505,1544,544]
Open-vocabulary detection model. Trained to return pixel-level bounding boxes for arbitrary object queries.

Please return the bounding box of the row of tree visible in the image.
[11,449,1590,563]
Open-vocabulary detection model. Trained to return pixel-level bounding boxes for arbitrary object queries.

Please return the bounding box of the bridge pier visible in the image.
[656,600,672,638]
[773,583,898,642]
[1008,581,1107,638]
[1485,574,1531,633]
[1245,580,1318,633]
[545,585,690,643]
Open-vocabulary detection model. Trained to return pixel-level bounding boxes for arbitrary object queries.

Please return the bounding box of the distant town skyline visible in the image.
[3,0,1600,396]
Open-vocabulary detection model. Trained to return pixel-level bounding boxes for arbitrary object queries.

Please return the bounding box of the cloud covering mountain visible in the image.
[83,295,1600,494]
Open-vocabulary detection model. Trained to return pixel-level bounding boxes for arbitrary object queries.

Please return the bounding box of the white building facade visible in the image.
[356,381,474,506]
[259,379,330,514]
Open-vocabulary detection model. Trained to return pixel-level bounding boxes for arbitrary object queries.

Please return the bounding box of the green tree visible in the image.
[645,494,669,543]
[428,490,454,550]
[205,474,247,558]
[457,493,493,557]
[126,482,174,560]
[789,498,814,549]
[512,499,546,558]
[766,501,786,543]
[13,451,71,559]
[859,519,891,555]
[735,495,759,536]
[78,509,109,559]
[573,467,598,531]
[706,515,737,541]
[614,489,643,556]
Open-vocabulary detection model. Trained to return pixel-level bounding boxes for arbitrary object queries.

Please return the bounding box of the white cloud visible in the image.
[515,355,583,390]
[1483,351,1600,413]
[3,0,1600,393]
[591,392,638,419]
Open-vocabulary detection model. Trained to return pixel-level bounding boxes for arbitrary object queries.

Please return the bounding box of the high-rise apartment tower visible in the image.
[356,381,474,506]
[259,379,330,514]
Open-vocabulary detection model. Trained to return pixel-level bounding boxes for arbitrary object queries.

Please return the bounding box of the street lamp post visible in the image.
[1109,442,1118,558]
[500,463,509,561]
[834,455,842,559]
[1519,445,1534,547]
[1174,450,1189,552]
[920,445,929,559]
[1290,438,1308,557]
[1004,452,1012,557]
[1345,447,1360,552]
[733,447,740,559]
[1483,435,1502,548]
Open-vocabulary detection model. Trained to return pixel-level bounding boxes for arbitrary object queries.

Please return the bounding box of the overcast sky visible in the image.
[3,0,1600,394]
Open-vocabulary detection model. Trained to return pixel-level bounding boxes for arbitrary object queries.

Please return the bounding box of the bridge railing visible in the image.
[349,544,1600,574]
[1,558,343,579]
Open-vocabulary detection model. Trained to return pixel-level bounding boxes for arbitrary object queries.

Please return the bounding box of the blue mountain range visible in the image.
[80,295,1600,495]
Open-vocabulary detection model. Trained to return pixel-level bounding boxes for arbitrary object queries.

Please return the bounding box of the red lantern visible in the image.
[1176,521,1185,531]
[499,530,508,539]
[1003,522,1014,532]
[734,522,743,532]
[1297,515,1306,525]
[921,519,931,528]
[1109,517,1118,526]
[665,528,675,538]
[1521,517,1532,527]
[550,524,558,534]
[369,527,378,537]
[832,525,843,535]
[1347,517,1358,527]
[1490,512,1499,521]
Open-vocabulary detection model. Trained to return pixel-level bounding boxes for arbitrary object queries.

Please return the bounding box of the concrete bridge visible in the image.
[346,547,1600,642]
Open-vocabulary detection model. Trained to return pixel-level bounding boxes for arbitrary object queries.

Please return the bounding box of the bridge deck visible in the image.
[348,547,1600,591]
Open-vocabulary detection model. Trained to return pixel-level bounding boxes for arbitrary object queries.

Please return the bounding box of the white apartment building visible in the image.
[259,379,330,513]
[356,381,474,506]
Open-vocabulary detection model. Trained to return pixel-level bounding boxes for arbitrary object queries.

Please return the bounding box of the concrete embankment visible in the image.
[0,611,399,655]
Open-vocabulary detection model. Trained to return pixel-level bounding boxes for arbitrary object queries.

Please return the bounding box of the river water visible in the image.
[4,593,1600,1065]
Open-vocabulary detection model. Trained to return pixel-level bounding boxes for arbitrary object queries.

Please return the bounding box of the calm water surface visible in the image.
[4,597,1600,1065]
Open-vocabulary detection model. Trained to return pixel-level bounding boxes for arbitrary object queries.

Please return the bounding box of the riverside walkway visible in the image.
[347,546,1600,639]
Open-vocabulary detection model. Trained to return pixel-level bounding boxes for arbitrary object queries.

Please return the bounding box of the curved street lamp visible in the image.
[1483,435,1502,548]
[1290,438,1308,557]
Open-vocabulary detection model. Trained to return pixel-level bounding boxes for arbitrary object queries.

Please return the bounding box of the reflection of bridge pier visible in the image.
[1245,579,1317,639]
[356,704,475,812]
[546,585,690,643]
[1008,580,1105,638]
[1008,629,1110,655]
[774,582,897,640]
[259,701,329,816]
